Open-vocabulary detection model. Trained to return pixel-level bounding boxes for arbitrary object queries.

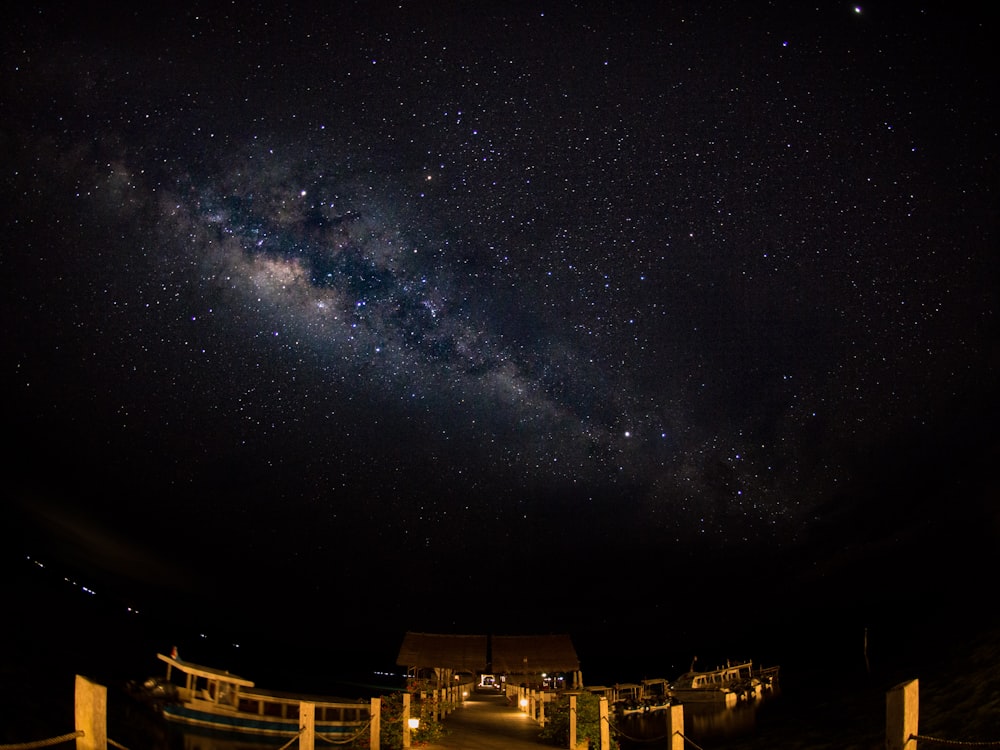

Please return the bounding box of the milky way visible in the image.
[150,138,741,525]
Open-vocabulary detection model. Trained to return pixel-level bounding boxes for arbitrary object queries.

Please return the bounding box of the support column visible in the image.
[568,694,577,750]
[599,697,609,750]
[665,704,684,750]
[75,675,106,750]
[369,697,380,750]
[299,701,315,750]
[886,679,919,750]
[402,693,411,749]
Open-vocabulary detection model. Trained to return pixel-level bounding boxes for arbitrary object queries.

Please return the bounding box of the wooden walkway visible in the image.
[419,690,549,749]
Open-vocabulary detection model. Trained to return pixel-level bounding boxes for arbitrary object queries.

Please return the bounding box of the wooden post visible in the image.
[887,679,919,750]
[402,692,411,748]
[665,704,684,750]
[568,694,577,750]
[539,692,545,727]
[599,697,610,750]
[299,701,315,750]
[370,697,380,750]
[75,674,106,750]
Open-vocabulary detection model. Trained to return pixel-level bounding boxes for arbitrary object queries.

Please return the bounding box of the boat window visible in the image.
[194,677,215,700]
[263,701,284,717]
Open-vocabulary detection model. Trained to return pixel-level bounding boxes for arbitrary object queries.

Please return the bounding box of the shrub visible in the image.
[539,691,619,749]
[366,690,448,749]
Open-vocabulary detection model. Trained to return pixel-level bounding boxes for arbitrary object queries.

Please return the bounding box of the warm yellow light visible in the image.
[462,690,469,698]
[519,698,528,707]
[407,717,420,730]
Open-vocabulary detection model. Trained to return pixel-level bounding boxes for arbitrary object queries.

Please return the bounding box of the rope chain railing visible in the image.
[605,712,707,750]
[910,734,1000,747]
[275,728,305,750]
[108,738,130,750]
[0,731,83,750]
[603,713,671,744]
[676,731,707,750]
[314,716,374,745]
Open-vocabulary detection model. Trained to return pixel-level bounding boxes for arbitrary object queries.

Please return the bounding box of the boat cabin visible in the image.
[158,652,253,709]
[671,661,753,691]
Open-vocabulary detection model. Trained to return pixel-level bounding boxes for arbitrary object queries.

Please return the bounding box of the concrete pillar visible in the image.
[665,704,684,750]
[887,679,919,750]
[402,693,411,749]
[369,697,380,750]
[75,674,107,750]
[299,701,315,750]
[599,697,610,750]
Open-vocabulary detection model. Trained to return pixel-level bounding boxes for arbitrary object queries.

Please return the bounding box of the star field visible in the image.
[3,2,996,636]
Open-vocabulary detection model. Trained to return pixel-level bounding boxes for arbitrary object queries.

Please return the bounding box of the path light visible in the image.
[407,717,420,730]
[520,698,529,708]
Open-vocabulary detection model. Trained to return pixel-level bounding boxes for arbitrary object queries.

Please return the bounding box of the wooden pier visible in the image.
[419,689,549,749]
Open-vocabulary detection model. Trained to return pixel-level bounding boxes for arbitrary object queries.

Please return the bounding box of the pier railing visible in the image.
[8,675,998,750]
[509,677,1000,750]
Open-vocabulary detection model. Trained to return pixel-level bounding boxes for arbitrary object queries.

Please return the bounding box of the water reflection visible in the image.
[173,727,289,750]
[618,686,781,749]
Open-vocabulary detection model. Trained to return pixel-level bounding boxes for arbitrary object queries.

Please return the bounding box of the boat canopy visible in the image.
[156,652,255,688]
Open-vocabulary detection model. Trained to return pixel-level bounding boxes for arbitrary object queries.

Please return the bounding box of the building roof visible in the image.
[491,634,580,674]
[396,632,488,672]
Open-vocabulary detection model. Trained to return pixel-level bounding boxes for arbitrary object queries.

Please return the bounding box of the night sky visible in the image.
[3,2,997,683]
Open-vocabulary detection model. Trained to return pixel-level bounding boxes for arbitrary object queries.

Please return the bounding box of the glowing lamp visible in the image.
[407,717,420,730]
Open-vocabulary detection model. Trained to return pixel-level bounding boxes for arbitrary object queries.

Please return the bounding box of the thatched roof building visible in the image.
[490,634,580,674]
[396,632,489,673]
[396,631,582,687]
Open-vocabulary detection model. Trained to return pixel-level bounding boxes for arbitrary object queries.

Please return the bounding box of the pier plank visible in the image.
[419,690,549,749]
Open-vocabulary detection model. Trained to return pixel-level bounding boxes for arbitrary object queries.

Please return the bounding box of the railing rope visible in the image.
[910,735,1000,747]
[0,731,84,750]
[676,731,707,750]
[314,717,374,745]
[275,728,305,750]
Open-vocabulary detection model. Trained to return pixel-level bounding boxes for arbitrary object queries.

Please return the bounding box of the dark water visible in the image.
[616,697,774,749]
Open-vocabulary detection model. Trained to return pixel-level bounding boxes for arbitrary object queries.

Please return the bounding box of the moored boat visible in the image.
[669,661,776,707]
[135,652,370,741]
